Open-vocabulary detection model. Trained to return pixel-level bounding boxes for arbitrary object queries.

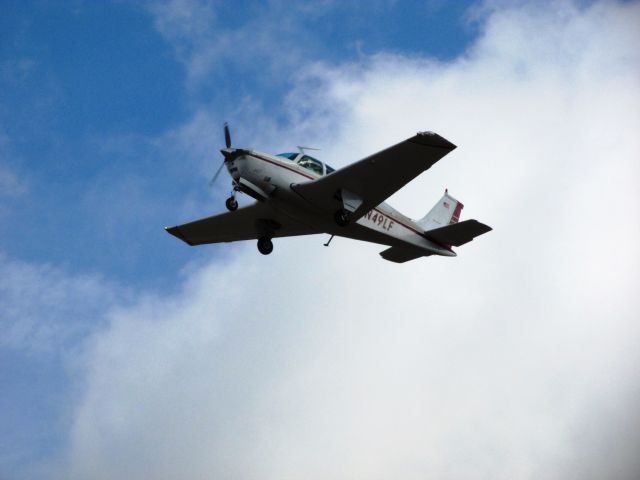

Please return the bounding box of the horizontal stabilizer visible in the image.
[380,246,432,263]
[425,219,492,247]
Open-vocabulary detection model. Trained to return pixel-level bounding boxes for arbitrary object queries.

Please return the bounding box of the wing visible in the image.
[290,131,456,218]
[165,202,319,246]
[425,219,492,247]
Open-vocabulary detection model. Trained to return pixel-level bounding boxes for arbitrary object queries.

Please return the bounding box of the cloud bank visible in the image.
[59,1,640,479]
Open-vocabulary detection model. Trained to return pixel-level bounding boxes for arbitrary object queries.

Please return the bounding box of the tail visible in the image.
[418,189,492,247]
[418,189,463,231]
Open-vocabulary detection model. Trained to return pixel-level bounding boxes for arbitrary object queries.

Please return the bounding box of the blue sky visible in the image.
[2,1,640,479]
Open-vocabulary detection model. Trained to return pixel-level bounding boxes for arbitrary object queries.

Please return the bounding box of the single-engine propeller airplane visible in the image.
[165,124,491,263]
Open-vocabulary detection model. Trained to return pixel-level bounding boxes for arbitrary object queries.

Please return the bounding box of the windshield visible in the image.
[276,152,298,161]
[298,155,324,175]
[277,152,336,175]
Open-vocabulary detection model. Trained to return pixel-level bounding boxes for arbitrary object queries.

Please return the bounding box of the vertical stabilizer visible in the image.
[418,189,464,231]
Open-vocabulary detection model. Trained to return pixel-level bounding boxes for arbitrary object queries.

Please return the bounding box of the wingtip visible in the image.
[470,220,493,234]
[165,225,194,246]
[414,131,457,150]
[480,221,493,233]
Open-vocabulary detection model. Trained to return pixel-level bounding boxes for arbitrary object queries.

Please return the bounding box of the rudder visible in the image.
[418,189,464,231]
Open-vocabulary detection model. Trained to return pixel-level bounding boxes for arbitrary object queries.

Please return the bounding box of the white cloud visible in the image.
[147,0,278,83]
[146,0,354,86]
[0,254,127,354]
[60,1,640,479]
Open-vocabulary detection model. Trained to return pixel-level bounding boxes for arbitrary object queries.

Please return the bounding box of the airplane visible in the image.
[165,124,491,263]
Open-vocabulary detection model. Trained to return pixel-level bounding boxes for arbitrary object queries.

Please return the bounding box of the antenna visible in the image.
[297,146,321,155]
[323,235,334,247]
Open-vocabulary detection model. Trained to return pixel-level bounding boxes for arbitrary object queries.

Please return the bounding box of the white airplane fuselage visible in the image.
[226,149,456,257]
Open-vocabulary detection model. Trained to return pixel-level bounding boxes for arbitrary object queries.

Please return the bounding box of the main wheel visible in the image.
[225,197,238,211]
[257,237,273,255]
[334,208,351,227]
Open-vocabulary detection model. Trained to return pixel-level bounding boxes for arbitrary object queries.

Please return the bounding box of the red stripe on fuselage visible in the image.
[369,208,427,238]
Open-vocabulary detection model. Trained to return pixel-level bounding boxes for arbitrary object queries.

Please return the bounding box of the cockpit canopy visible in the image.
[276,152,335,176]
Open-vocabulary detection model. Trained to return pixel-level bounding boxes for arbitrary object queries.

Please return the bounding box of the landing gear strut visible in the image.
[257,236,273,255]
[334,208,351,227]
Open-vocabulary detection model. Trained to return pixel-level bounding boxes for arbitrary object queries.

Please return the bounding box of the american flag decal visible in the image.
[443,201,450,208]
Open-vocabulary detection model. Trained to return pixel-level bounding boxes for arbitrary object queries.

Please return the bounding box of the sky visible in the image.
[1,1,639,479]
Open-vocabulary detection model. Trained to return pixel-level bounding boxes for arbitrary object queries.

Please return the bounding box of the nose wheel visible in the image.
[257,236,273,255]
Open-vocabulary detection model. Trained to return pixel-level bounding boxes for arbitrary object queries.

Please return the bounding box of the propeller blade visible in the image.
[209,122,232,187]
[224,122,231,148]
[209,161,226,187]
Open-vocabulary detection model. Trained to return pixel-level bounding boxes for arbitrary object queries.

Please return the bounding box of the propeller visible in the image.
[208,160,226,186]
[224,122,231,148]
[209,122,232,187]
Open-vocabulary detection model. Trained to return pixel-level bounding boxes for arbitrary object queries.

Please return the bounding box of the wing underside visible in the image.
[166,202,319,246]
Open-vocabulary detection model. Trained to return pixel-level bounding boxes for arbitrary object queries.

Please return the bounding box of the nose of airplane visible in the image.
[220,147,235,159]
[220,147,247,161]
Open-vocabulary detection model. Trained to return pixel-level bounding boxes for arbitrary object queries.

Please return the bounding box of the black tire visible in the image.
[334,208,350,227]
[225,197,238,211]
[257,237,273,255]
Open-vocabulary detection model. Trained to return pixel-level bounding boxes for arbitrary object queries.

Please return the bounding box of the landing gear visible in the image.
[334,208,351,227]
[225,196,238,211]
[257,236,273,255]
